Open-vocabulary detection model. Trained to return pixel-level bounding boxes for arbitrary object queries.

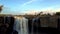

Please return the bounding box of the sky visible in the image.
[0,0,60,15]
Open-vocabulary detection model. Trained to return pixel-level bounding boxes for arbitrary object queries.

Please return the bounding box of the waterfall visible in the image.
[13,16,28,34]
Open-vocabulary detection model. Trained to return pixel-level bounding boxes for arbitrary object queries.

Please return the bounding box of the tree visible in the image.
[0,5,3,12]
[47,13,51,16]
[37,11,43,16]
[55,12,60,16]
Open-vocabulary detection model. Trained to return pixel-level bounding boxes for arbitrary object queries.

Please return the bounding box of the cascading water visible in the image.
[13,16,28,34]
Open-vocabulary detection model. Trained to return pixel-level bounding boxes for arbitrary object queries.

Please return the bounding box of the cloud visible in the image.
[21,0,38,6]
[25,10,39,15]
[39,6,60,14]
[40,6,60,11]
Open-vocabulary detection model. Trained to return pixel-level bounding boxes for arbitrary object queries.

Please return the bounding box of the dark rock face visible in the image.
[58,18,60,33]
[28,17,42,34]
[28,17,58,34]
[0,16,15,34]
[28,19,32,33]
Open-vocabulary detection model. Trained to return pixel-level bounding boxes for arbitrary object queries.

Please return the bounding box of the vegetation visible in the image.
[0,5,3,12]
[55,12,60,16]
